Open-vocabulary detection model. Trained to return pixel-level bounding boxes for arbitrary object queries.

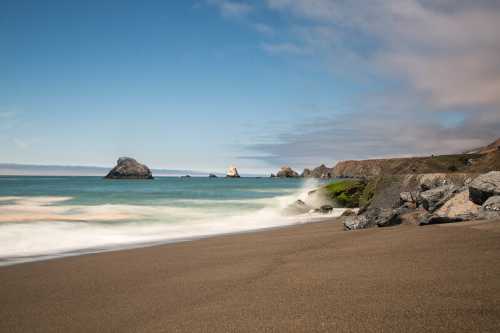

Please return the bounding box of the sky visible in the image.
[1,0,499,174]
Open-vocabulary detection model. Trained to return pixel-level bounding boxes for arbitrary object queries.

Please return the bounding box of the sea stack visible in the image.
[105,157,153,179]
[276,166,300,178]
[226,165,240,178]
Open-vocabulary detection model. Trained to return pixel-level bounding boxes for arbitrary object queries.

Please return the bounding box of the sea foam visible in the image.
[0,179,343,266]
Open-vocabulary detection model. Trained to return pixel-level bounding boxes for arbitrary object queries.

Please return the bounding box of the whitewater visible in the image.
[0,176,342,266]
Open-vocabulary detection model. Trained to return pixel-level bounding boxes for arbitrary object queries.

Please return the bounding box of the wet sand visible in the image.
[1,219,500,332]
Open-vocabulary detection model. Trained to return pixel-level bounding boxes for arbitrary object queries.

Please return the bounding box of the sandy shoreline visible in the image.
[1,219,500,332]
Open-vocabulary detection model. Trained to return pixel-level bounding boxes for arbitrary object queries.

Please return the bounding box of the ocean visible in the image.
[0,176,339,266]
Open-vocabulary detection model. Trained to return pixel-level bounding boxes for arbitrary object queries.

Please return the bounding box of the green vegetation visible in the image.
[359,178,377,208]
[324,180,367,208]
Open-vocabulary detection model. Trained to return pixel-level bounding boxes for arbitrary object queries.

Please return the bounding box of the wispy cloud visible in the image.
[207,0,253,18]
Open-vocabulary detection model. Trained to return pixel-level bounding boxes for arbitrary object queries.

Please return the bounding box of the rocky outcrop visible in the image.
[468,171,500,205]
[208,174,218,178]
[276,166,299,178]
[226,166,240,178]
[340,172,497,230]
[301,164,334,178]
[105,157,153,179]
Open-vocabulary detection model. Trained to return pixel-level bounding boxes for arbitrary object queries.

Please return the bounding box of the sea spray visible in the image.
[0,176,336,266]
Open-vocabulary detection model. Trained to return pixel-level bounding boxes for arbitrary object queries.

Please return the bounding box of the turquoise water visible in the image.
[0,176,332,265]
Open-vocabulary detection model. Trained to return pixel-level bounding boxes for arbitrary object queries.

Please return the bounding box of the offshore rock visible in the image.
[105,157,153,179]
[276,166,300,178]
[226,166,240,178]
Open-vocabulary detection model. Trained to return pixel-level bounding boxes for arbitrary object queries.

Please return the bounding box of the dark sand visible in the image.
[1,219,500,332]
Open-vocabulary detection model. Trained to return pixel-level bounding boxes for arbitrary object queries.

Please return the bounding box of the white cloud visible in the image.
[264,0,500,110]
[244,0,500,166]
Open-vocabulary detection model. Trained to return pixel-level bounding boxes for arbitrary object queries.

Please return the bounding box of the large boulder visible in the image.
[105,157,153,179]
[478,196,500,220]
[226,166,240,178]
[469,171,500,205]
[418,185,460,212]
[276,166,300,178]
[433,190,480,221]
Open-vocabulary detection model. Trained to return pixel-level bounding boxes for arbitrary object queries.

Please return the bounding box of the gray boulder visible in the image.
[343,208,401,230]
[469,171,500,205]
[343,215,365,230]
[418,185,460,212]
[105,157,153,179]
[478,196,500,219]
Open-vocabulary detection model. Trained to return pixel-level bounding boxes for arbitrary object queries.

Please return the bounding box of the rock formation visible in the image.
[276,166,299,178]
[105,157,153,179]
[301,164,334,178]
[208,174,218,178]
[468,171,500,204]
[226,166,240,178]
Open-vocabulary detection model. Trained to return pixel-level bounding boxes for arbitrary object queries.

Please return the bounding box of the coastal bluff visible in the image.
[105,157,153,179]
[302,137,500,179]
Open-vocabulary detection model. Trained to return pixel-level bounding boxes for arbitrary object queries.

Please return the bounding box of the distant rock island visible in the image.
[105,157,153,179]
[226,166,240,178]
[273,166,299,178]
[301,164,333,178]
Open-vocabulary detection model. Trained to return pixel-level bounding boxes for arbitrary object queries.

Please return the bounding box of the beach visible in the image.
[1,219,499,332]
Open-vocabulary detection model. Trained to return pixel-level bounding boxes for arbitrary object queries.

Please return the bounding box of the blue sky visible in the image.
[1,0,499,174]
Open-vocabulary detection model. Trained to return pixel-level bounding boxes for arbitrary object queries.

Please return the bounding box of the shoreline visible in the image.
[1,218,500,332]
[0,215,338,267]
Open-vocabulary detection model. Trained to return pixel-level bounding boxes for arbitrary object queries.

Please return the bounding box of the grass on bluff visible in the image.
[324,179,367,208]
